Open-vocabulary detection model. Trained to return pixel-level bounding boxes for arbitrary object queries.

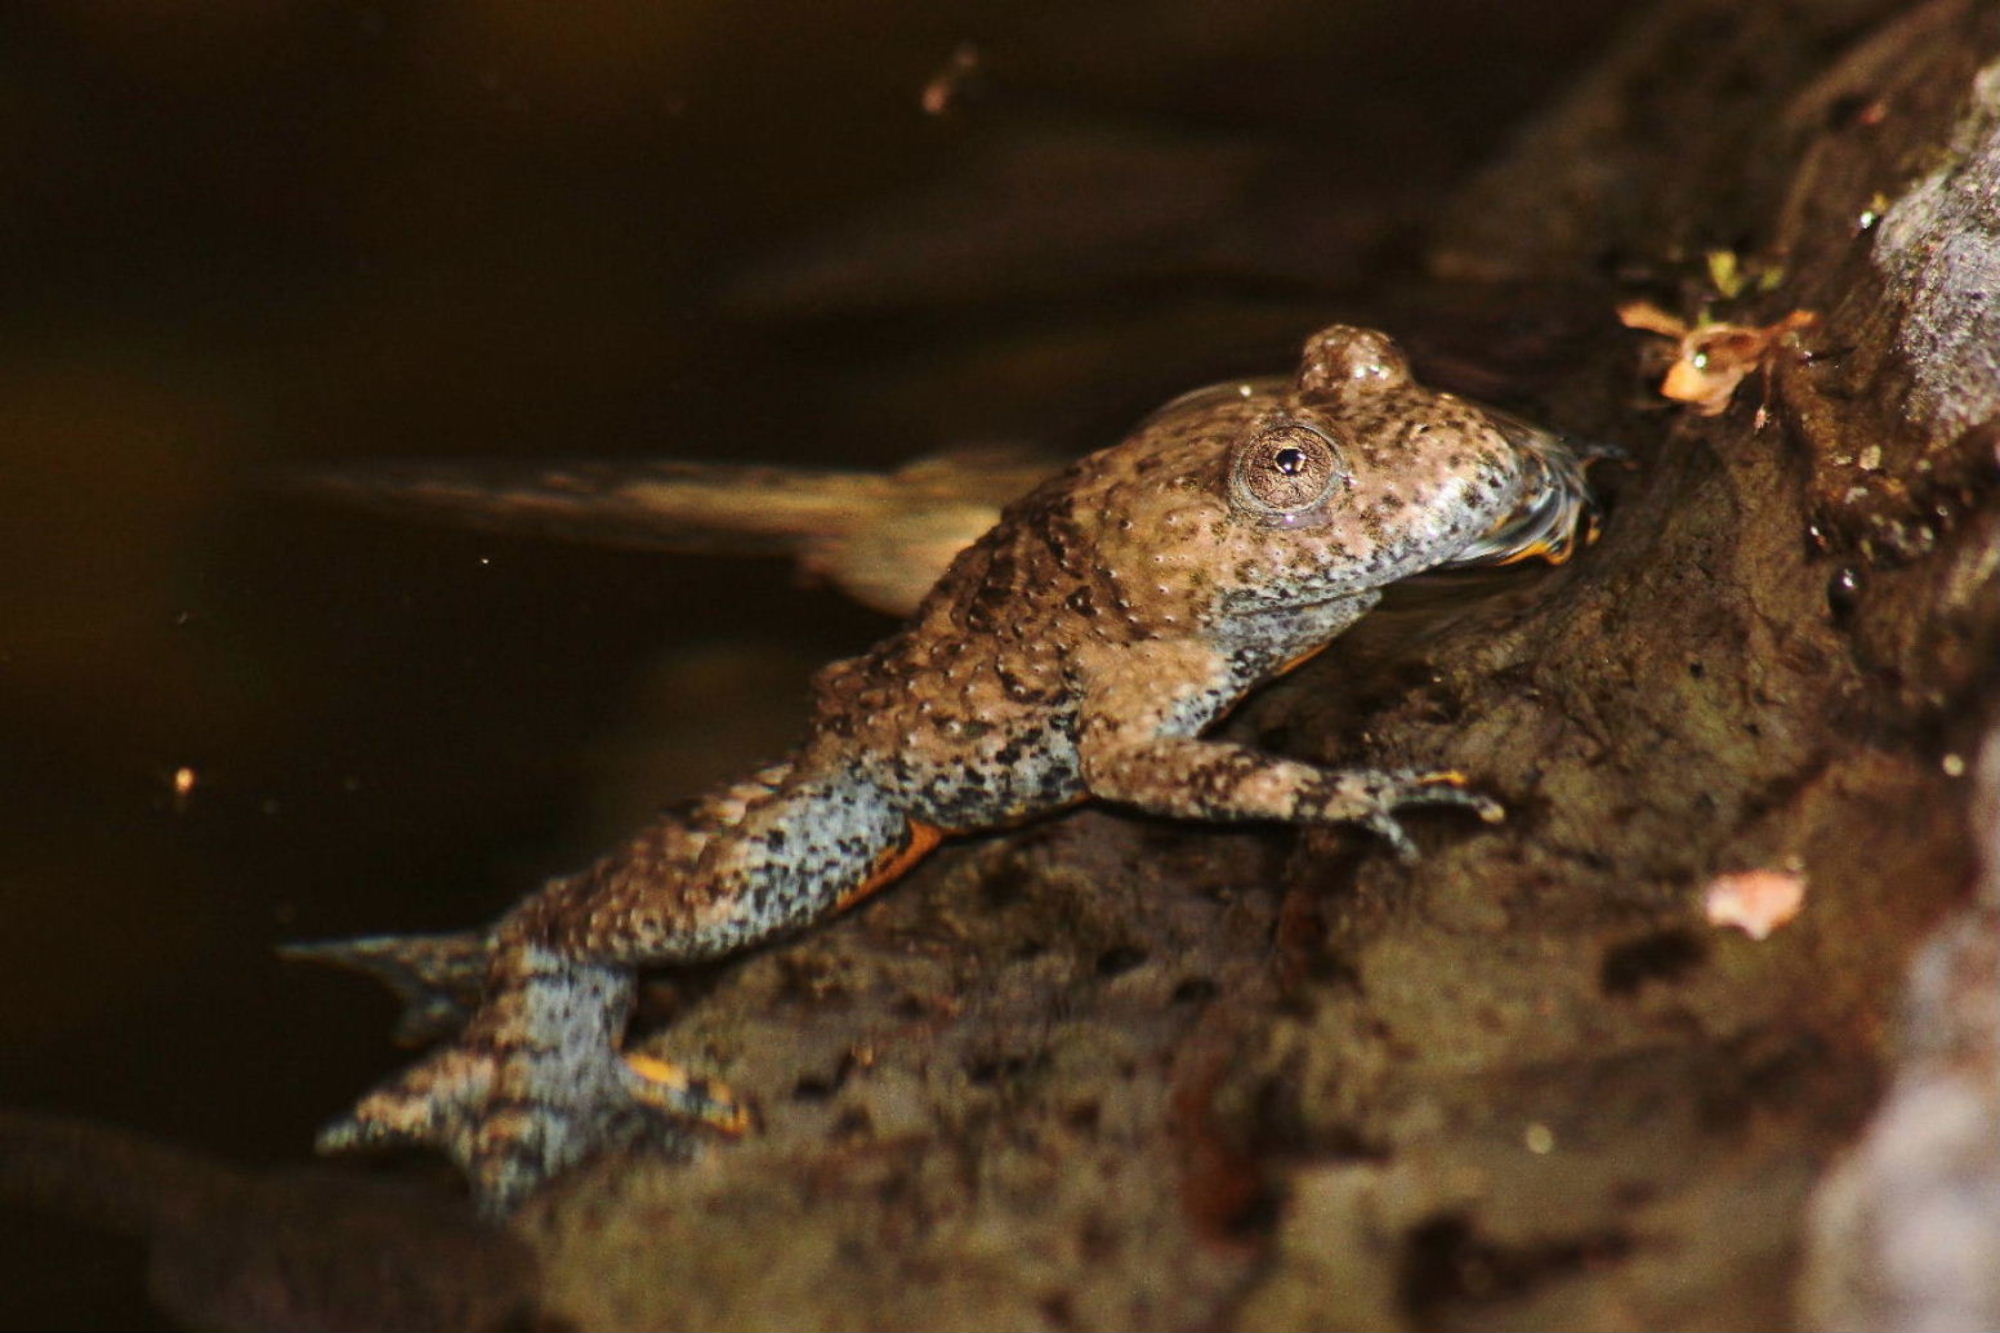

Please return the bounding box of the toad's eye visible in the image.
[1229,421,1344,515]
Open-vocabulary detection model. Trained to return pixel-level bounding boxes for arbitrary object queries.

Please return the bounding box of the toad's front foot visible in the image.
[316,949,745,1215]
[1317,768,1504,862]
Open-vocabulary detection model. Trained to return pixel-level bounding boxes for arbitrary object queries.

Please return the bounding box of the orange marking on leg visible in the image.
[836,819,943,912]
[1275,641,1331,678]
[624,1052,752,1136]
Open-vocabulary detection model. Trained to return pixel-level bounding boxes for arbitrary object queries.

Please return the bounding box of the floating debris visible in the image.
[1703,248,1784,300]
[920,42,983,116]
[1703,868,1807,940]
[1618,302,1819,416]
[170,765,197,814]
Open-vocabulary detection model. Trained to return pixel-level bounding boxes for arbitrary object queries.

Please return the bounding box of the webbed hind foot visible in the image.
[281,929,491,1046]
[316,949,746,1215]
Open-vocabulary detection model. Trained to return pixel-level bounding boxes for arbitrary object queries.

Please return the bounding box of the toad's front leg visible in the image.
[1073,641,1502,859]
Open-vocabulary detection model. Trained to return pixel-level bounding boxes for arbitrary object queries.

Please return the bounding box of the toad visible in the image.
[297,324,1596,1212]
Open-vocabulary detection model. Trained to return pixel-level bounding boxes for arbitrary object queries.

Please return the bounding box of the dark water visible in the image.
[0,3,1622,1325]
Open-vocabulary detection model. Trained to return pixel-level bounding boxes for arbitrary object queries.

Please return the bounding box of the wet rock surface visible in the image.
[518,2,2000,1328]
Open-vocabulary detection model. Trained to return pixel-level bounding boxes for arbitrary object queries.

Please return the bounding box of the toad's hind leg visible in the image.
[313,761,922,1213]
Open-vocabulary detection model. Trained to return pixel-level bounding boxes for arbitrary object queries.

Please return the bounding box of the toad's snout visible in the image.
[1444,427,1600,569]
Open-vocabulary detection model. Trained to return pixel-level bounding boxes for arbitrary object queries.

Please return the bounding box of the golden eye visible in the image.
[1229,421,1342,515]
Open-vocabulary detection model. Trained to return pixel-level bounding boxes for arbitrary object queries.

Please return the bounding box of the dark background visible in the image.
[0,3,1626,1325]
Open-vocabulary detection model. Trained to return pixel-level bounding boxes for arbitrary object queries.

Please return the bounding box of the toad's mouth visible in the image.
[1442,423,1606,569]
